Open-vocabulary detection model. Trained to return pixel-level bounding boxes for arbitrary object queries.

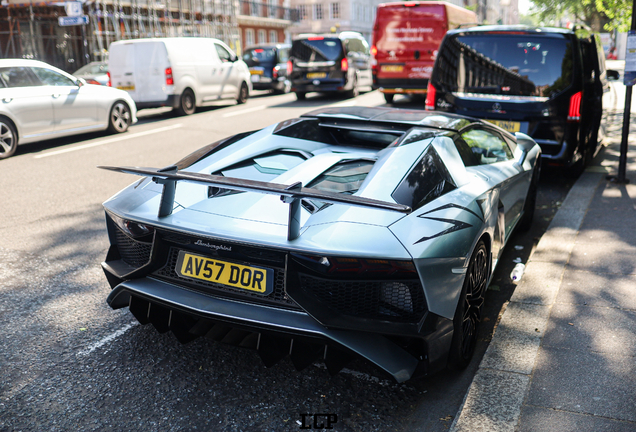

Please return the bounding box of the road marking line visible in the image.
[329,100,358,107]
[34,124,183,159]
[76,322,138,357]
[222,105,267,118]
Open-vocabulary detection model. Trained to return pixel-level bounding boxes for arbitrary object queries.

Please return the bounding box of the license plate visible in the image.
[250,69,263,75]
[306,72,326,79]
[176,251,274,295]
[380,65,404,73]
[486,119,521,132]
[116,85,135,91]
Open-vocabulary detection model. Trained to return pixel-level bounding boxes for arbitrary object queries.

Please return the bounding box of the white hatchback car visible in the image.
[0,59,138,159]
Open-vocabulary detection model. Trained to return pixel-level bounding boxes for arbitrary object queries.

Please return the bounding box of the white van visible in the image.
[108,37,252,115]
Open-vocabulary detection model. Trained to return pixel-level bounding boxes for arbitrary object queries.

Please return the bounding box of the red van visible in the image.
[372,1,476,103]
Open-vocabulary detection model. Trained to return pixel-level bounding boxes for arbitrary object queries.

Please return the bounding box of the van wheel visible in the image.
[384,93,394,104]
[295,92,306,101]
[237,82,249,104]
[345,76,359,98]
[107,101,131,133]
[0,118,17,159]
[177,89,196,115]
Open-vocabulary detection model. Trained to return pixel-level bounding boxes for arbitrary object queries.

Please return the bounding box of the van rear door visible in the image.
[109,41,170,104]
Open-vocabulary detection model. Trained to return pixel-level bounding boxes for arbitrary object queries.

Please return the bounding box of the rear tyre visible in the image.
[345,76,359,99]
[237,82,249,104]
[0,118,17,159]
[107,101,132,134]
[295,92,306,101]
[176,89,196,116]
[518,159,541,231]
[384,93,395,104]
[448,240,489,370]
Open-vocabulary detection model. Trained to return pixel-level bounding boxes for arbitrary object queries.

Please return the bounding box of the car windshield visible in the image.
[292,38,343,61]
[439,34,573,97]
[242,48,276,66]
[73,63,107,75]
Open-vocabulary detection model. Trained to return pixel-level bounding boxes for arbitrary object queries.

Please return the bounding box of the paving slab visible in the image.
[510,262,564,305]
[542,303,636,356]
[555,269,636,309]
[569,242,636,275]
[517,405,636,432]
[526,345,636,422]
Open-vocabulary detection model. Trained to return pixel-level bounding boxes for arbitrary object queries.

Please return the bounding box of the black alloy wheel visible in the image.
[237,82,249,104]
[177,89,196,115]
[0,119,17,159]
[107,101,132,133]
[448,240,489,370]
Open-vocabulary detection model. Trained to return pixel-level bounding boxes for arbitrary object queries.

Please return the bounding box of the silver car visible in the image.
[0,59,138,160]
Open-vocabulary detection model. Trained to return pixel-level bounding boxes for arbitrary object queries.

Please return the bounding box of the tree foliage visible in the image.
[529,0,633,32]
[592,0,633,32]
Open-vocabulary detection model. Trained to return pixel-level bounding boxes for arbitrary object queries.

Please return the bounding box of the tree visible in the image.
[591,0,633,32]
[529,0,609,31]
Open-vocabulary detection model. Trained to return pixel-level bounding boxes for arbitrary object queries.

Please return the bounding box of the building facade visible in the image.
[237,0,299,49]
[0,0,242,73]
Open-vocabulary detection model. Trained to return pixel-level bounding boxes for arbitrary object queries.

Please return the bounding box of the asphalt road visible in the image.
[0,89,575,431]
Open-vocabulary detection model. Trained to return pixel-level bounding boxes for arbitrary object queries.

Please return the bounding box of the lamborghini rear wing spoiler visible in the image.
[98,165,412,240]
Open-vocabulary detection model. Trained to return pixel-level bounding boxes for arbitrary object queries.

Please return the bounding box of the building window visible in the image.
[258,30,266,44]
[269,30,278,43]
[314,4,323,20]
[299,4,308,20]
[245,29,255,47]
[268,0,277,18]
[330,2,340,20]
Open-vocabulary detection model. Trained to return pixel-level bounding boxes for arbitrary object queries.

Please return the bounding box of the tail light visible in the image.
[425,82,436,110]
[287,60,293,74]
[165,67,174,86]
[341,57,349,72]
[370,45,377,57]
[273,66,279,79]
[107,71,111,87]
[292,254,417,278]
[568,91,582,121]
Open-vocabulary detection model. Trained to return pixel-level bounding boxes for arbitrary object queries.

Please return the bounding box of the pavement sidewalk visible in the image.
[450,65,636,431]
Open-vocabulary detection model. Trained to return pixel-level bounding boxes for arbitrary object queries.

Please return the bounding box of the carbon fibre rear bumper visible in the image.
[107,277,453,382]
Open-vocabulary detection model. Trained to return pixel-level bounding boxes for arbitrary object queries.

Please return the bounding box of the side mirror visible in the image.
[514,132,537,167]
[607,69,620,81]
[76,77,87,87]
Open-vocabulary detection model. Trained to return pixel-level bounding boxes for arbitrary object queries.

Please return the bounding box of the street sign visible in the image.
[65,2,83,17]
[58,15,89,26]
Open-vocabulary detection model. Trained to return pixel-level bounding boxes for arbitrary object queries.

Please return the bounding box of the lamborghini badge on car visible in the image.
[99,107,541,382]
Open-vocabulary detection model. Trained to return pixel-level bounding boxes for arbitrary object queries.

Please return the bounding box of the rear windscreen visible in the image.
[242,48,276,66]
[291,38,343,61]
[436,34,573,97]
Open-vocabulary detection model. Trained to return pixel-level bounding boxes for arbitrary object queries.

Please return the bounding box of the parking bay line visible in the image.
[76,322,139,357]
[34,123,183,159]
[222,105,267,118]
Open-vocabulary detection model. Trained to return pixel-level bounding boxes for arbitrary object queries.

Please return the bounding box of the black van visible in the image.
[288,32,374,100]
[242,43,291,94]
[427,25,620,174]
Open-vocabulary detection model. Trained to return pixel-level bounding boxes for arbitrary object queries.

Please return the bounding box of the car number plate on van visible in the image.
[250,69,264,75]
[486,119,521,133]
[116,85,135,91]
[380,65,404,73]
[306,72,326,79]
[176,251,273,295]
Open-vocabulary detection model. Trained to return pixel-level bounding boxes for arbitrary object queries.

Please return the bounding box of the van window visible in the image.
[243,48,276,66]
[277,48,290,62]
[291,38,344,61]
[437,34,573,98]
[215,44,234,62]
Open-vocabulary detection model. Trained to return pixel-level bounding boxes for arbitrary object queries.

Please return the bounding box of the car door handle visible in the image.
[2,98,12,103]
[52,94,61,99]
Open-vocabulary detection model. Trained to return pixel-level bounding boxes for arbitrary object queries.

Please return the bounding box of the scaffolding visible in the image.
[88,0,241,61]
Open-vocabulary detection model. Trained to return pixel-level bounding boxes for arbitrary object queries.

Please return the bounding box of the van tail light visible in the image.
[273,66,279,79]
[165,67,174,86]
[568,91,582,121]
[107,71,111,87]
[371,45,377,57]
[287,60,293,74]
[425,82,436,110]
[341,57,349,72]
